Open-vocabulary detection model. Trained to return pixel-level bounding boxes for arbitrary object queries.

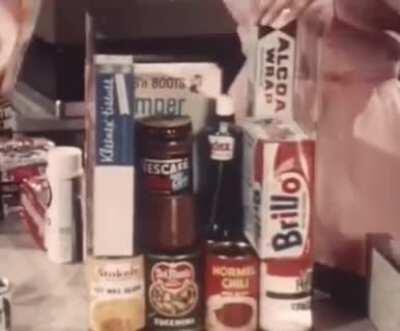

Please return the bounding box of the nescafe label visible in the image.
[206,253,259,330]
[142,157,191,194]
[146,254,202,330]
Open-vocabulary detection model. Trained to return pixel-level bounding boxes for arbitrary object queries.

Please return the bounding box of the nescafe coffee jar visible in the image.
[205,241,259,331]
[137,116,192,195]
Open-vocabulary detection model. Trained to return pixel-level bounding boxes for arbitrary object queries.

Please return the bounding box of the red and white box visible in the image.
[259,258,313,331]
[242,117,315,260]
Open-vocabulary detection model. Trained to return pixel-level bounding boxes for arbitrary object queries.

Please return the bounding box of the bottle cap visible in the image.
[216,95,234,117]
[46,146,83,179]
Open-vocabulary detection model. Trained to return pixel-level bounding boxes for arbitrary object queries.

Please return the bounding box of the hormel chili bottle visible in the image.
[138,116,192,195]
[200,95,243,242]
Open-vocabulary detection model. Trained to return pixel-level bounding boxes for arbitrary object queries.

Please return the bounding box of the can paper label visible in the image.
[206,254,258,331]
[259,260,313,331]
[146,254,202,330]
[89,256,145,331]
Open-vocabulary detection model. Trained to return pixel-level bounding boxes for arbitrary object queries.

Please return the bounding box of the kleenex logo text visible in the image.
[99,77,115,163]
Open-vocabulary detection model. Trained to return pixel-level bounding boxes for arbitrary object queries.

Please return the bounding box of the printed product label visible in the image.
[146,254,202,330]
[142,157,191,194]
[259,261,313,331]
[209,135,235,161]
[254,22,297,119]
[206,255,259,331]
[95,60,135,166]
[89,256,145,331]
[133,64,222,122]
[267,169,310,258]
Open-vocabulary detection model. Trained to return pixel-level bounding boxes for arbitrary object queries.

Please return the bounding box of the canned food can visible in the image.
[205,241,259,331]
[146,251,203,330]
[259,259,313,331]
[0,278,11,331]
[88,256,145,331]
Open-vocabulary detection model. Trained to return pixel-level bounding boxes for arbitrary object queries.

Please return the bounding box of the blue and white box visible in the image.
[92,55,135,257]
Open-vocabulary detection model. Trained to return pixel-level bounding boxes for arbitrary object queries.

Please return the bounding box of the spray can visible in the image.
[46,146,83,264]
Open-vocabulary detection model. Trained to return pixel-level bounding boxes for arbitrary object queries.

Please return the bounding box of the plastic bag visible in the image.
[296,0,400,275]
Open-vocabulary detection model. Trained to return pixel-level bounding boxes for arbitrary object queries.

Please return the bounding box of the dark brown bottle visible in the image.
[143,193,199,254]
[199,95,243,243]
[138,116,203,331]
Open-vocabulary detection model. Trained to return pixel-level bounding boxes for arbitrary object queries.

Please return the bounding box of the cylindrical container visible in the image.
[45,146,83,264]
[205,241,259,331]
[137,116,192,195]
[142,193,198,254]
[259,258,313,331]
[145,252,203,331]
[88,256,145,331]
[0,278,11,331]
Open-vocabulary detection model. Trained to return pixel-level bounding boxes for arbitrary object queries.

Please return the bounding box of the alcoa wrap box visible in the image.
[242,117,315,259]
[248,13,297,120]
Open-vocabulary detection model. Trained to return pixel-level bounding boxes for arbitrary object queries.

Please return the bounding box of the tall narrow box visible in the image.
[87,55,136,257]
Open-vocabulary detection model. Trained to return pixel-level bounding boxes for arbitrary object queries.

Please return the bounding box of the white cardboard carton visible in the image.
[242,117,315,259]
[88,55,136,257]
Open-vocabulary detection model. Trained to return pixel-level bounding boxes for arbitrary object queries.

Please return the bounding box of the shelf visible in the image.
[0,216,375,331]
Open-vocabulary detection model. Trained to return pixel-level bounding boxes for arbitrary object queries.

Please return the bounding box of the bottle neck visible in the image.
[216,114,235,124]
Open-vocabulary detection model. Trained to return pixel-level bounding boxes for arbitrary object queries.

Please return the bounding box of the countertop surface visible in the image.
[0,216,376,331]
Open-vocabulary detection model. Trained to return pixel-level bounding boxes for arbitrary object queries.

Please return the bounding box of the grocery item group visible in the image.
[0,17,315,331]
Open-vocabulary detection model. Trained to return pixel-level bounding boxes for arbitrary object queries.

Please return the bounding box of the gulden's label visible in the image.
[88,256,145,331]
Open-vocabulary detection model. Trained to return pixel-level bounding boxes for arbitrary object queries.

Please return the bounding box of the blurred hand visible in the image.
[0,4,18,78]
[223,0,314,56]
[222,0,314,27]
[335,0,400,33]
[0,0,41,95]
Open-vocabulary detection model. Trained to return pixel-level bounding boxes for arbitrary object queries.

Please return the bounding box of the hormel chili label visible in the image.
[206,251,259,331]
[209,135,235,161]
[146,253,202,330]
[242,118,315,260]
[259,259,313,331]
[142,157,191,194]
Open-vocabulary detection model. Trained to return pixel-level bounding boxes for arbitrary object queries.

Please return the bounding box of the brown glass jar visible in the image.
[137,115,193,195]
[143,193,199,254]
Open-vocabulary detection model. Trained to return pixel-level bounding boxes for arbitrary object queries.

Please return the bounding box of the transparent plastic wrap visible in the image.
[0,0,42,96]
[295,0,400,275]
